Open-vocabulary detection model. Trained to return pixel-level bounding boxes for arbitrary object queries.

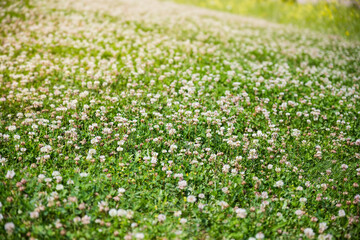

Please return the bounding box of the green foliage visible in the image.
[170,0,360,40]
[0,0,359,239]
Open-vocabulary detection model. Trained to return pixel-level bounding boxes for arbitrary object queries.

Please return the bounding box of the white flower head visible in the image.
[4,222,15,234]
[5,170,15,179]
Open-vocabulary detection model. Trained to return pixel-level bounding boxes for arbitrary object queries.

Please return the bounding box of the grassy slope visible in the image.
[0,0,359,239]
[170,0,360,40]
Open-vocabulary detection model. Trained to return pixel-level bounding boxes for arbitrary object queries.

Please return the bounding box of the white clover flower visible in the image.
[56,184,64,191]
[261,192,268,199]
[150,158,157,164]
[295,210,304,216]
[88,149,96,155]
[318,234,333,240]
[235,208,247,218]
[319,222,328,232]
[40,145,52,153]
[187,195,196,203]
[117,209,127,216]
[134,233,144,239]
[338,210,346,217]
[174,211,182,217]
[4,222,15,234]
[30,211,39,219]
[180,218,187,224]
[274,180,284,188]
[218,201,229,209]
[8,126,16,132]
[109,208,117,217]
[178,180,187,189]
[222,164,230,173]
[304,228,315,239]
[255,232,265,239]
[158,214,166,222]
[80,172,88,177]
[126,210,134,219]
[81,215,91,225]
[222,187,229,194]
[5,170,15,179]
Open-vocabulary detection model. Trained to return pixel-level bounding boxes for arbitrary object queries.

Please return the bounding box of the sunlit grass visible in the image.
[170,0,360,40]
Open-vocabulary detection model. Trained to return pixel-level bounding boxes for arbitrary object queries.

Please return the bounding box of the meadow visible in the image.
[171,0,360,40]
[0,0,359,239]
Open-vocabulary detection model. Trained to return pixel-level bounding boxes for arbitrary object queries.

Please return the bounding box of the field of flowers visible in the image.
[0,0,360,239]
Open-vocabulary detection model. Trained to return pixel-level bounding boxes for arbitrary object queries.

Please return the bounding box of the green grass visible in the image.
[170,0,360,40]
[0,0,359,239]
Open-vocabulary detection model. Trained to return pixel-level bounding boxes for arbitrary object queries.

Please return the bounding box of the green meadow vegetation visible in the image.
[0,0,359,239]
[171,0,360,40]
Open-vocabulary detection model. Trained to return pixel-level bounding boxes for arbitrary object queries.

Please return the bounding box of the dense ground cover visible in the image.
[0,0,360,239]
[171,0,360,40]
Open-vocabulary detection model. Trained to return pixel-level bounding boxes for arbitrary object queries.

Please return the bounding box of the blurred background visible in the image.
[169,0,360,40]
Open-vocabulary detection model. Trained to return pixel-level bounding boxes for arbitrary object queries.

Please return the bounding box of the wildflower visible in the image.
[304,228,315,239]
[274,180,284,188]
[126,210,134,219]
[109,209,117,217]
[178,180,187,189]
[295,210,304,216]
[30,211,39,219]
[222,164,230,173]
[235,208,247,218]
[180,218,187,224]
[338,210,346,217]
[88,149,96,155]
[4,222,15,234]
[255,232,265,239]
[174,211,182,217]
[187,195,196,203]
[158,214,166,222]
[319,222,328,233]
[117,209,127,216]
[56,184,64,191]
[81,215,91,225]
[5,170,15,179]
[40,145,52,153]
[222,187,229,194]
[134,233,144,239]
[38,174,46,182]
[218,201,229,209]
[8,126,16,131]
